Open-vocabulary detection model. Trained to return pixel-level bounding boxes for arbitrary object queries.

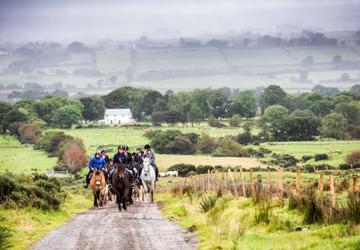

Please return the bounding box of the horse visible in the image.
[140,158,156,202]
[111,162,130,211]
[89,168,107,207]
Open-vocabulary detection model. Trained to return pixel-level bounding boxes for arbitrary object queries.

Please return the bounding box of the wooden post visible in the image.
[319,172,324,198]
[250,168,255,198]
[228,169,239,198]
[278,168,284,201]
[267,169,272,191]
[353,175,359,193]
[296,167,301,191]
[240,166,246,197]
[329,175,336,208]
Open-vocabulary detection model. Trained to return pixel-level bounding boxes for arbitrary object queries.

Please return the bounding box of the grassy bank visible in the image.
[158,192,360,249]
[0,193,91,250]
[0,136,57,174]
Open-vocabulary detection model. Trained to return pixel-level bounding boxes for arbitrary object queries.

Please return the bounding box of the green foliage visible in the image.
[260,85,288,112]
[0,217,13,250]
[229,114,241,127]
[321,113,347,139]
[230,90,257,118]
[200,195,217,212]
[212,137,248,157]
[314,153,329,161]
[52,105,82,128]
[35,131,74,157]
[0,173,65,210]
[254,202,271,224]
[208,115,226,128]
[80,96,105,121]
[196,133,217,154]
[345,193,360,225]
[168,164,196,177]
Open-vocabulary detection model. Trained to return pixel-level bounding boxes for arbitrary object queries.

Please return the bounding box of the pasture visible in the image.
[0,135,57,174]
[256,140,360,167]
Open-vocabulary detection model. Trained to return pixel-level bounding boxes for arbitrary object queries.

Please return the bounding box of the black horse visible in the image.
[111,162,130,211]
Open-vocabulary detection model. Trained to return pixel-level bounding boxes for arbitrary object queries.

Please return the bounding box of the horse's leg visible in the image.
[151,181,155,203]
[93,192,98,207]
[128,185,134,205]
[116,192,122,211]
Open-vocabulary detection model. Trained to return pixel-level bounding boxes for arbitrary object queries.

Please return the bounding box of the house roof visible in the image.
[105,108,132,116]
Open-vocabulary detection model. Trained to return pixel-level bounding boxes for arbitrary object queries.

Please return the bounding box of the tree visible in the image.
[260,85,287,112]
[52,105,82,128]
[187,103,202,126]
[165,109,186,125]
[230,90,257,118]
[3,108,28,135]
[229,114,241,127]
[18,122,42,144]
[196,133,217,154]
[320,113,347,139]
[142,91,163,115]
[0,103,12,133]
[80,96,105,122]
[273,110,320,141]
[350,84,360,96]
[59,138,87,173]
[263,105,289,123]
[346,151,360,166]
[151,111,166,126]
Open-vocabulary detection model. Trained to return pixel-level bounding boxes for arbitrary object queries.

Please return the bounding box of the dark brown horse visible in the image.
[111,162,130,211]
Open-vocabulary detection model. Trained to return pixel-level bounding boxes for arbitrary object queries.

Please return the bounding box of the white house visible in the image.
[103,109,134,124]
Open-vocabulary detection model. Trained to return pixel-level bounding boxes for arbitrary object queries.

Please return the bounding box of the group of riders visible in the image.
[83,144,159,189]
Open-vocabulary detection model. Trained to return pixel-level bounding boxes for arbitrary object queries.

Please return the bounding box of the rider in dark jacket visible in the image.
[113,145,126,163]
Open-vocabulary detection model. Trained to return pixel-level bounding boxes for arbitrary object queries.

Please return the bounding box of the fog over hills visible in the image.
[0,0,359,42]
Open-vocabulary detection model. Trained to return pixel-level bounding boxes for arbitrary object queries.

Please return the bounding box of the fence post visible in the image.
[240,166,246,197]
[329,175,336,208]
[296,167,301,192]
[228,169,239,198]
[353,175,359,193]
[250,168,255,198]
[278,168,284,202]
[319,172,324,199]
[267,168,272,191]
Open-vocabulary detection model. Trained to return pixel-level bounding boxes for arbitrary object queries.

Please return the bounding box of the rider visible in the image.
[143,144,159,181]
[101,148,110,166]
[124,145,136,179]
[133,147,144,164]
[83,150,106,188]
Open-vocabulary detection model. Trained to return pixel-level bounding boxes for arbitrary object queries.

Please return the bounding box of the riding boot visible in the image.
[83,171,92,188]
[154,165,159,181]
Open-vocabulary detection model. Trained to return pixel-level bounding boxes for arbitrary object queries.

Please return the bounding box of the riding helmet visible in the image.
[144,144,151,149]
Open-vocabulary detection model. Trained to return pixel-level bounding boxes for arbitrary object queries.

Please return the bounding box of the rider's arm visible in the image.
[88,157,94,170]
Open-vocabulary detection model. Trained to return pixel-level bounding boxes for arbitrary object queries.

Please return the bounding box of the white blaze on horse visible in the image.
[140,158,156,202]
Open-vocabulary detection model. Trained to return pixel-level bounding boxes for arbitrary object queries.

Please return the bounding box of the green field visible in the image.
[0,135,57,174]
[256,140,360,167]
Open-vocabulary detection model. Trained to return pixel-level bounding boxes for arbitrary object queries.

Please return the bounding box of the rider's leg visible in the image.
[83,170,92,188]
[103,170,109,184]
[153,164,159,181]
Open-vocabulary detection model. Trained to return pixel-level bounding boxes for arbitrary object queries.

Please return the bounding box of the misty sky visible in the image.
[0,0,359,42]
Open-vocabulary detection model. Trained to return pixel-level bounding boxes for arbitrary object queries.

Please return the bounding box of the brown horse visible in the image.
[111,162,130,211]
[89,169,107,207]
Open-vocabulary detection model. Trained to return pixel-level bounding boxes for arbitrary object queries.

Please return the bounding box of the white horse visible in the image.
[140,158,156,202]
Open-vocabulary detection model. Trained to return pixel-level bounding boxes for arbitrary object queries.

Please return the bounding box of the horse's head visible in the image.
[115,162,125,178]
[142,158,151,177]
[93,169,104,190]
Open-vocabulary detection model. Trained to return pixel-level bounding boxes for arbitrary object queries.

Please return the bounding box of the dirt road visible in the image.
[33,201,197,250]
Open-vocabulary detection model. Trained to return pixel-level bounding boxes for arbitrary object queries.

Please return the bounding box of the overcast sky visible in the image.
[0,0,359,42]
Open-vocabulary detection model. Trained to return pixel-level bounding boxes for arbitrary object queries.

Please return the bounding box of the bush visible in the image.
[0,217,13,249]
[35,131,74,157]
[208,115,226,128]
[273,154,299,168]
[58,138,87,173]
[18,122,42,144]
[314,153,329,161]
[302,155,313,162]
[345,193,360,225]
[0,173,64,210]
[229,114,241,127]
[212,137,248,157]
[254,202,271,224]
[199,195,217,212]
[196,133,217,154]
[0,175,16,202]
[237,131,252,145]
[302,164,315,173]
[346,151,360,165]
[168,164,196,177]
[150,130,197,154]
[196,165,214,175]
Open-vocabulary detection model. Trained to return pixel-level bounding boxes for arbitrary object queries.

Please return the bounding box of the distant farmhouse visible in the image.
[102,109,134,124]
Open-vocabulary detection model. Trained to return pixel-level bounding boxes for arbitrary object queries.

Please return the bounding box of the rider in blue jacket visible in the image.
[83,151,106,188]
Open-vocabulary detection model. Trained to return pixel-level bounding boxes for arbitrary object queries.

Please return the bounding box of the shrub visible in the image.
[150,130,197,154]
[58,138,87,173]
[212,137,248,157]
[196,133,217,154]
[199,195,217,212]
[254,202,271,224]
[229,114,241,127]
[18,122,42,144]
[346,151,360,165]
[273,154,299,168]
[339,163,351,170]
[302,155,313,162]
[196,165,214,175]
[168,164,196,177]
[0,217,13,249]
[302,164,315,173]
[345,192,360,225]
[35,131,74,157]
[208,115,226,128]
[0,175,16,202]
[237,131,252,145]
[314,153,329,161]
